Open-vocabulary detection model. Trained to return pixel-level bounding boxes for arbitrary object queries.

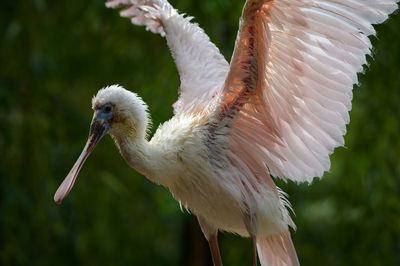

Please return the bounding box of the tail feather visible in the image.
[256,231,300,266]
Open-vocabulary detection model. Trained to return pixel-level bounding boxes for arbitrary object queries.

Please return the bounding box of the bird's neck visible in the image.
[112,133,172,186]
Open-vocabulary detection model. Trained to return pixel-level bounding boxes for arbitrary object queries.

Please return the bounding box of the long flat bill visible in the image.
[53,140,93,204]
[54,116,109,204]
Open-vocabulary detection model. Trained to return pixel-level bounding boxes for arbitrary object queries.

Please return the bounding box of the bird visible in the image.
[54,0,399,265]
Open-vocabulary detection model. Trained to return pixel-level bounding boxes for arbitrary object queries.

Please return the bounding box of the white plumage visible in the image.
[55,1,399,265]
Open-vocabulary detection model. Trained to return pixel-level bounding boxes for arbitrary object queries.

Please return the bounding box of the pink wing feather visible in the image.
[220,0,398,183]
[106,0,229,114]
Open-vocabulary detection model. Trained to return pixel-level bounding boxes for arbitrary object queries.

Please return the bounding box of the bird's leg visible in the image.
[197,216,223,266]
[251,235,258,266]
[208,233,223,266]
[242,200,259,266]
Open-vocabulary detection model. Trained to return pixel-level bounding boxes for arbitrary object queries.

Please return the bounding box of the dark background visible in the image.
[1,0,399,265]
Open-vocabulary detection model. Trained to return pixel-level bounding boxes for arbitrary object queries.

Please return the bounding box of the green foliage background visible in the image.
[1,0,399,265]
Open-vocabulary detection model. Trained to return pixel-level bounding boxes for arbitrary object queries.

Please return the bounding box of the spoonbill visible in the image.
[54,0,399,265]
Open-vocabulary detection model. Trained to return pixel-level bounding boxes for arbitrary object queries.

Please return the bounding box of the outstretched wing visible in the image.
[106,0,229,114]
[219,0,398,182]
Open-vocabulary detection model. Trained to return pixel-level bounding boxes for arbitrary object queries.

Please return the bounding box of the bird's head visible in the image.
[91,85,150,140]
[54,85,150,204]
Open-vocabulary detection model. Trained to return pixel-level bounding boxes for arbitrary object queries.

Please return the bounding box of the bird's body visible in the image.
[54,0,399,265]
[107,88,292,239]
[155,118,289,238]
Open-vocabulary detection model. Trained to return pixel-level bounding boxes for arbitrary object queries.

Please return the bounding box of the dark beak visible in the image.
[54,116,110,204]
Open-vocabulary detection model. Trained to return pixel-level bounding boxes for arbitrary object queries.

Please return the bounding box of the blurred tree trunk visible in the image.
[180,217,213,266]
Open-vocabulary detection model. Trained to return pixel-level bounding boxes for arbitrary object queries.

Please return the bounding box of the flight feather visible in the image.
[219,0,399,183]
[106,0,230,114]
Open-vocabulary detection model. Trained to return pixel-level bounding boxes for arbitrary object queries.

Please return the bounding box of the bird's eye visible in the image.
[103,104,113,113]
